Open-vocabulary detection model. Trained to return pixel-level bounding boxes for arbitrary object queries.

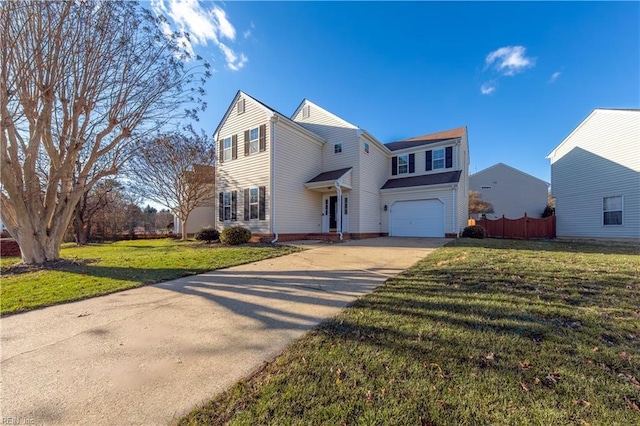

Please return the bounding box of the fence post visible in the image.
[524,212,528,239]
[502,215,505,239]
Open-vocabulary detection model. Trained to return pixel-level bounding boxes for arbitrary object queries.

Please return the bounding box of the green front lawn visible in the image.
[0,239,298,315]
[179,239,640,425]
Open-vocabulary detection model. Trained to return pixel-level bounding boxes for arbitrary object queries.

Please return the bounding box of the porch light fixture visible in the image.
[384,205,388,211]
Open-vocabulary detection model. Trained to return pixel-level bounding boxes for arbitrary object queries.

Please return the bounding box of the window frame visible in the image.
[249,127,259,154]
[249,187,259,220]
[223,191,232,221]
[398,154,409,174]
[603,195,623,226]
[334,143,343,154]
[223,137,232,162]
[364,142,370,154]
[432,148,445,170]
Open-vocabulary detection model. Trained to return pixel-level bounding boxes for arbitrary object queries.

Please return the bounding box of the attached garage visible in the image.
[390,199,444,237]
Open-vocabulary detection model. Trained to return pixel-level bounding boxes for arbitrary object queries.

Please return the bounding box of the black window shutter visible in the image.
[445,146,453,168]
[218,192,223,221]
[231,191,237,221]
[244,189,250,220]
[409,153,415,173]
[259,124,266,152]
[259,186,266,220]
[244,130,250,156]
[232,134,237,160]
[218,140,224,164]
[426,150,432,171]
[391,156,398,175]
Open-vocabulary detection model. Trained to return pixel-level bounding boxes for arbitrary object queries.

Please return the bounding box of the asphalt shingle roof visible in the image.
[381,170,461,190]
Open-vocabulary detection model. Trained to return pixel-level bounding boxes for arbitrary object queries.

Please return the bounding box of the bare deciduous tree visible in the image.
[0,1,209,263]
[72,179,123,246]
[469,190,495,217]
[128,133,215,240]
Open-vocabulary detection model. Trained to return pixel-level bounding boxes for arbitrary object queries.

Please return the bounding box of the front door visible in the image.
[329,196,338,230]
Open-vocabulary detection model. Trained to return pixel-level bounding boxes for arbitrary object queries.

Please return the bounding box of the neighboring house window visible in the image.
[364,142,370,154]
[249,127,259,154]
[244,186,267,220]
[237,98,245,114]
[223,137,232,161]
[398,154,408,174]
[603,196,623,225]
[302,105,310,118]
[432,149,445,169]
[481,186,492,190]
[334,143,342,154]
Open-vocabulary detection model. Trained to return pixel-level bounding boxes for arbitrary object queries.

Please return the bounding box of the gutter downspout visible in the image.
[335,181,343,241]
[452,184,457,236]
[270,115,279,244]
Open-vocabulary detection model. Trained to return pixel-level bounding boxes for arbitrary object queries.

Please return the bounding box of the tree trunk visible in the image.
[181,218,187,241]
[9,220,63,264]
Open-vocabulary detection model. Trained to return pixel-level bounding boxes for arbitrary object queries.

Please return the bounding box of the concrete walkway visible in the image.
[1,237,447,425]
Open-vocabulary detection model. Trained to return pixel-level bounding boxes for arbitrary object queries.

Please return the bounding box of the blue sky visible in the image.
[150,0,639,185]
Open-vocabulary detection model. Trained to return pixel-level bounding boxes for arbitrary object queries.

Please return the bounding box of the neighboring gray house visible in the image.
[212,91,470,241]
[547,108,640,240]
[469,163,549,219]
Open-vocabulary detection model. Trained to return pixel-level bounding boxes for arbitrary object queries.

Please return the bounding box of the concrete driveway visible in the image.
[1,237,448,425]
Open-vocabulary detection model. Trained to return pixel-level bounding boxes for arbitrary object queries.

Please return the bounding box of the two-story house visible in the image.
[213,91,469,242]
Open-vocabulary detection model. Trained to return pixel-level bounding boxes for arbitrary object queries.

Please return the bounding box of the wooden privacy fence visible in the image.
[476,214,556,239]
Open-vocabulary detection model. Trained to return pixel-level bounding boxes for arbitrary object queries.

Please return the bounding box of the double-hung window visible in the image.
[334,143,343,154]
[223,192,232,221]
[249,127,259,154]
[603,196,623,225]
[398,154,409,174]
[432,149,445,170]
[249,187,259,220]
[223,137,232,162]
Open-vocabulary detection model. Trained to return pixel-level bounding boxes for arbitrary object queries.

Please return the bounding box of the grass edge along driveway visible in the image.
[178,238,640,425]
[0,239,299,315]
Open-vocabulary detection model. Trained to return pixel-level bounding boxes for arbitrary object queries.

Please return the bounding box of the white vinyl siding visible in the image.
[358,134,388,234]
[549,109,640,239]
[175,206,216,235]
[273,119,324,234]
[216,94,272,234]
[293,100,362,233]
[469,163,549,219]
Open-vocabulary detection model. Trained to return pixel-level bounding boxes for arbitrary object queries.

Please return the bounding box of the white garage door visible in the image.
[390,199,444,237]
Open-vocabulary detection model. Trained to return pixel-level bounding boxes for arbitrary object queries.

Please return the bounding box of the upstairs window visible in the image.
[603,196,623,225]
[364,142,370,154]
[398,154,408,174]
[237,98,245,114]
[432,149,445,169]
[334,143,343,154]
[249,127,259,154]
[223,137,232,161]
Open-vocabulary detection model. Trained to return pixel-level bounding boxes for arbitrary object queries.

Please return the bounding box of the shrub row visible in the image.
[196,226,252,245]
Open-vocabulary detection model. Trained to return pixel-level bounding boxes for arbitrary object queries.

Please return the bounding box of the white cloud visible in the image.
[243,22,255,39]
[549,71,561,83]
[480,81,497,95]
[219,43,248,71]
[150,0,248,71]
[485,46,535,76]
